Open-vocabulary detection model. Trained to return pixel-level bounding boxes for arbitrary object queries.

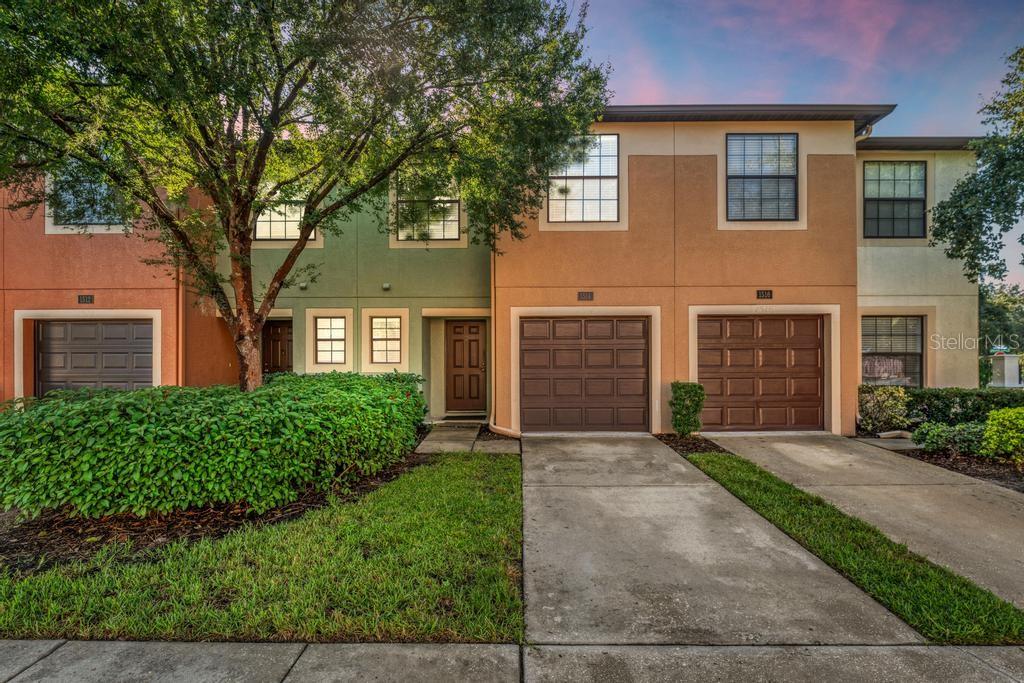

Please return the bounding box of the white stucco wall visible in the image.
[857,150,979,388]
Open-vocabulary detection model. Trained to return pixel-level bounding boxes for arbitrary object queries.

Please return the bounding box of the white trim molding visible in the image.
[687,304,842,434]
[509,305,662,434]
[13,309,163,398]
[304,307,354,374]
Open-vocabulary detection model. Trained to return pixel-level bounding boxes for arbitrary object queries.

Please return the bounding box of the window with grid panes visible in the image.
[861,316,924,387]
[314,317,346,364]
[726,133,798,220]
[396,198,460,240]
[255,203,312,240]
[547,134,618,222]
[370,316,401,364]
[863,161,926,238]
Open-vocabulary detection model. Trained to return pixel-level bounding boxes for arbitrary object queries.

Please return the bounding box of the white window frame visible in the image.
[360,307,410,372]
[304,308,353,373]
[44,175,129,234]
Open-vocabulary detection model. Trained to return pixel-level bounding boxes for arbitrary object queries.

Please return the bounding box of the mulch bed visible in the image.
[0,452,434,577]
[898,449,1024,494]
[655,433,731,455]
[476,426,518,442]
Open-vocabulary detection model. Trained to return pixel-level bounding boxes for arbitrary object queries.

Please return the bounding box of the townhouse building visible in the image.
[0,104,979,436]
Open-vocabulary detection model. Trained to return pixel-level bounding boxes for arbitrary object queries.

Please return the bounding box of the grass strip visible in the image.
[0,453,523,643]
[689,451,1024,645]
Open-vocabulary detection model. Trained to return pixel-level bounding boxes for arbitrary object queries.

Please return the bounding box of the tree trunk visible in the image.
[236,333,263,392]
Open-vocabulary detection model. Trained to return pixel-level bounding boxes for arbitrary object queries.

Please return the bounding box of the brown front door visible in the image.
[519,317,650,432]
[262,320,293,374]
[697,315,824,431]
[446,320,487,413]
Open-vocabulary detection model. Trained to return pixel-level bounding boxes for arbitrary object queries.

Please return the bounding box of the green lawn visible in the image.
[0,453,523,643]
[689,451,1024,645]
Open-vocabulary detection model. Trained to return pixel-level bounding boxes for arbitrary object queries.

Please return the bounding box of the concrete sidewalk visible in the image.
[710,433,1024,609]
[4,641,1023,682]
[522,434,918,645]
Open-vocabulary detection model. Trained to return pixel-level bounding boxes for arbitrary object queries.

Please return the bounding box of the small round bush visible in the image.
[981,407,1024,464]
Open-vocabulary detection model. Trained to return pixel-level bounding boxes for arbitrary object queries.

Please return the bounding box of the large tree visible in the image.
[0,0,608,390]
[931,46,1024,282]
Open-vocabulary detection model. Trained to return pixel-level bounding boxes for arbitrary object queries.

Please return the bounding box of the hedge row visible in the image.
[859,385,1024,434]
[0,372,425,518]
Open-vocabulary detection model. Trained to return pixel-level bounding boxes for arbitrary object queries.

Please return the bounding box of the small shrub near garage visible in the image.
[981,407,1024,465]
[670,382,705,435]
[857,385,910,434]
[911,421,985,456]
[0,372,425,518]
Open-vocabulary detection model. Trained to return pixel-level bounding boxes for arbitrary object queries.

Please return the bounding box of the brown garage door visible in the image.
[520,317,649,431]
[697,315,823,431]
[36,320,153,396]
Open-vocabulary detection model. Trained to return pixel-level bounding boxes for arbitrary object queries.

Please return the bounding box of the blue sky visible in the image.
[579,0,1024,282]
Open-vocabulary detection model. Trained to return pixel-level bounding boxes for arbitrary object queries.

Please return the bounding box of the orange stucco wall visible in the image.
[182,286,237,387]
[0,188,180,400]
[493,123,860,435]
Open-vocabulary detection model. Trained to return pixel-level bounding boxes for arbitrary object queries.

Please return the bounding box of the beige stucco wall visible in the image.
[493,121,861,435]
[856,150,979,387]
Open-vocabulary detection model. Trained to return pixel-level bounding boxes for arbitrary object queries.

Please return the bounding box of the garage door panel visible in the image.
[553,349,583,368]
[521,317,649,432]
[726,348,755,367]
[553,319,582,339]
[790,347,822,369]
[725,377,755,397]
[36,320,153,397]
[617,377,647,397]
[553,378,583,397]
[615,349,646,368]
[725,318,755,340]
[758,348,788,368]
[521,349,551,369]
[584,319,614,338]
[616,319,647,339]
[756,318,787,340]
[698,318,723,340]
[521,320,551,339]
[553,407,584,427]
[698,315,824,431]
[700,377,723,397]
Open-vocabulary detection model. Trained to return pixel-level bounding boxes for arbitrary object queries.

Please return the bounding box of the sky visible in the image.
[578,0,1024,282]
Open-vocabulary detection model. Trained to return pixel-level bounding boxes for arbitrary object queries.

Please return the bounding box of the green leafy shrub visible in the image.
[0,372,425,518]
[911,421,985,456]
[670,382,705,435]
[981,407,1024,464]
[907,387,1024,425]
[911,422,953,453]
[857,385,910,434]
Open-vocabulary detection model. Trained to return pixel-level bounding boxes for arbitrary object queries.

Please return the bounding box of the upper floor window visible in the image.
[49,171,124,227]
[548,134,618,222]
[396,198,461,241]
[726,133,798,221]
[863,161,926,238]
[255,203,309,240]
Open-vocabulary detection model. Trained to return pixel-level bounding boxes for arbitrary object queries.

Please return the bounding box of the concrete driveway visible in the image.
[710,433,1024,609]
[521,434,919,645]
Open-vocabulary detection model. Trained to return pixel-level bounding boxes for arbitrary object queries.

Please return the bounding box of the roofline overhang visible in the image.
[856,136,978,151]
[600,104,896,135]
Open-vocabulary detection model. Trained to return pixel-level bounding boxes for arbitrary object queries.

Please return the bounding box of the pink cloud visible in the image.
[701,0,975,100]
